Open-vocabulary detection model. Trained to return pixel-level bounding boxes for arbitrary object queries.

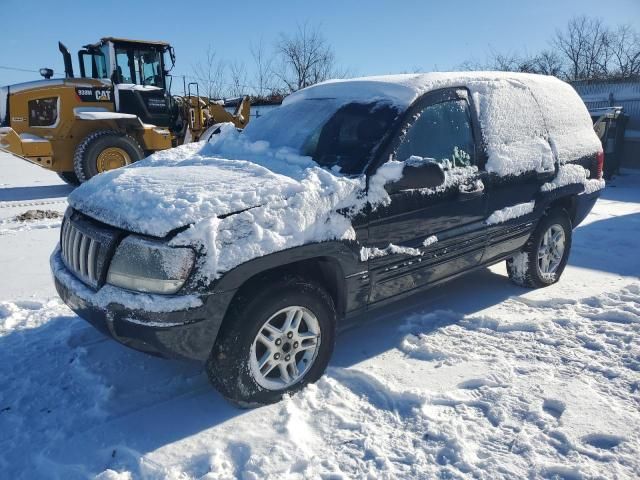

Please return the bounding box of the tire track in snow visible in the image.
[0,198,67,209]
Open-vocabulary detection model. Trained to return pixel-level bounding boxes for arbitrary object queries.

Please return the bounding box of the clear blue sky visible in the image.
[1,0,638,90]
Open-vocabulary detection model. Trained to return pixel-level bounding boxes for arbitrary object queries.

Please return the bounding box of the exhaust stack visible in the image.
[58,42,74,78]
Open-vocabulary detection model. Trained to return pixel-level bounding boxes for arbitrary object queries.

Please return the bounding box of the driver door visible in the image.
[113,45,172,127]
[366,88,489,304]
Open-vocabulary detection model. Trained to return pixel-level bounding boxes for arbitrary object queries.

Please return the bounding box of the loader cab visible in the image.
[78,38,176,128]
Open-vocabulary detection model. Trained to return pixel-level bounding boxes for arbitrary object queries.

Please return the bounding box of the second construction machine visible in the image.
[0,37,250,184]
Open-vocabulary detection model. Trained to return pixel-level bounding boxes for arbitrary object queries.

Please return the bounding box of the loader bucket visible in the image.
[233,96,251,128]
[0,128,54,168]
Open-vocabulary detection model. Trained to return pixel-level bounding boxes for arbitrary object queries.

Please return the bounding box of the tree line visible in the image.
[188,16,640,101]
[461,16,640,82]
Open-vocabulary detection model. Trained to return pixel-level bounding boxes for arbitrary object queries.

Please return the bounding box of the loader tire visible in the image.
[57,171,80,186]
[73,130,144,182]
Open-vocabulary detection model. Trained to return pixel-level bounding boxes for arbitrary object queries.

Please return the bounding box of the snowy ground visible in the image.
[0,150,638,479]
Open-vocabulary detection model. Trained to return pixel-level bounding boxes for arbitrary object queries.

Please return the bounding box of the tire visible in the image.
[57,171,80,186]
[207,276,336,406]
[506,208,572,288]
[73,130,144,182]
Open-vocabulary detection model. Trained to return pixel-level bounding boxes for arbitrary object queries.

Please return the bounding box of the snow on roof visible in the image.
[287,72,601,174]
[286,71,564,107]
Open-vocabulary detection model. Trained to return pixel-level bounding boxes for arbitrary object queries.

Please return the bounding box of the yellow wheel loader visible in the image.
[0,38,250,184]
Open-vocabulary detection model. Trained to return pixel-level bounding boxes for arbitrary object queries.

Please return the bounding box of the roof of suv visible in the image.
[286,71,600,173]
[285,71,569,108]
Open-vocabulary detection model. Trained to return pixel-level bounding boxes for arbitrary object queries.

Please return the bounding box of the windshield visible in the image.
[244,99,400,174]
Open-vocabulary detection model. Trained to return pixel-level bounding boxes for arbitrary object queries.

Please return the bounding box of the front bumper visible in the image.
[51,248,235,362]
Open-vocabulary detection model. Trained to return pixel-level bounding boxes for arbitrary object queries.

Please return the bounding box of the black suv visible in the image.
[52,72,604,405]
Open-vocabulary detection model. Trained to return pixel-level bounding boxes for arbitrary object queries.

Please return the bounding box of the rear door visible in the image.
[366,88,489,304]
[480,83,556,264]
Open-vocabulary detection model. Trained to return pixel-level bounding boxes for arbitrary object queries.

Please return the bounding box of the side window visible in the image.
[396,99,475,168]
[94,53,108,79]
[28,97,58,127]
[115,50,134,84]
[81,53,108,79]
[140,50,161,86]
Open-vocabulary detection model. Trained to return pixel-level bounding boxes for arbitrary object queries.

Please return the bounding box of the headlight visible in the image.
[106,236,195,294]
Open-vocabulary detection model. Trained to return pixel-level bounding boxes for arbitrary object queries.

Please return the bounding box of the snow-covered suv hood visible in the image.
[68,142,309,237]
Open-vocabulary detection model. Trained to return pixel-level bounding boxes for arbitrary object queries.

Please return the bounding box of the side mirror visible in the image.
[385,160,446,194]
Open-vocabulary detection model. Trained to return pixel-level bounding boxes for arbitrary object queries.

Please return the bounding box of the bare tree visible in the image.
[533,50,565,77]
[274,22,337,92]
[456,59,483,71]
[228,61,248,98]
[192,45,226,99]
[460,49,560,76]
[460,16,639,81]
[608,24,640,78]
[250,39,275,98]
[554,16,610,80]
[491,51,540,73]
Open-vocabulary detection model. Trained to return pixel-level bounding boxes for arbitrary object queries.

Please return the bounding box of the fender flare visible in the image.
[209,240,364,294]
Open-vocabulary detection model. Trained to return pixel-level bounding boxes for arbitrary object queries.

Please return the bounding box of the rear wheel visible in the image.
[73,130,143,182]
[506,209,572,288]
[56,171,80,186]
[207,276,336,406]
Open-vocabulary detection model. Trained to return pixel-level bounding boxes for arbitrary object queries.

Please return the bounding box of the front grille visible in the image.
[60,212,121,289]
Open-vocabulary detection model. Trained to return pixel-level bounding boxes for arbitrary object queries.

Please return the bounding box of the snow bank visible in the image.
[12,282,636,479]
[486,201,535,225]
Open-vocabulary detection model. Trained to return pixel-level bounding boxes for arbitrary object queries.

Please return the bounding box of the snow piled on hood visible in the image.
[169,155,403,282]
[67,147,292,237]
[68,126,336,238]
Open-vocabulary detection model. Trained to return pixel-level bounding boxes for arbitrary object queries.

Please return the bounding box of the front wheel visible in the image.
[73,130,144,182]
[507,209,572,288]
[207,276,336,406]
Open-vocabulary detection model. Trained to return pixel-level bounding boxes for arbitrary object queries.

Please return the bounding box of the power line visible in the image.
[0,65,52,74]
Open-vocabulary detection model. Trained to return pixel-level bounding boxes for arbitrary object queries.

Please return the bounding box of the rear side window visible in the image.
[28,97,58,127]
[471,80,553,176]
[396,99,475,168]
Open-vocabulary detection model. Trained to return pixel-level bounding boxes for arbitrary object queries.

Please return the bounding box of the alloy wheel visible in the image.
[249,306,321,390]
[537,224,565,277]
